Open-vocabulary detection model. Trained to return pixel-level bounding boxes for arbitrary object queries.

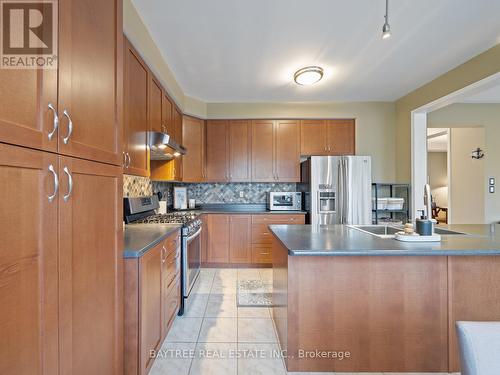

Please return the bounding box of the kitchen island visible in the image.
[269,224,500,373]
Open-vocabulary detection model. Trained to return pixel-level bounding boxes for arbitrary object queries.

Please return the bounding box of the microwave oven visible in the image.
[267,192,302,211]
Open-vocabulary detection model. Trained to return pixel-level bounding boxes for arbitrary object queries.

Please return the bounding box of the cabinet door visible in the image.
[0,69,57,153]
[140,244,162,374]
[0,144,58,375]
[149,75,163,133]
[58,0,122,165]
[58,157,123,375]
[206,120,229,181]
[124,38,150,177]
[228,120,251,182]
[327,119,355,155]
[276,120,301,182]
[182,116,205,182]
[207,215,230,263]
[229,215,252,263]
[173,106,183,144]
[251,120,275,182]
[300,120,327,155]
[162,93,173,135]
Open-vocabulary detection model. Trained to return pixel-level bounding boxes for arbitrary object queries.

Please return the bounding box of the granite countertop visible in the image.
[124,224,182,258]
[269,224,500,256]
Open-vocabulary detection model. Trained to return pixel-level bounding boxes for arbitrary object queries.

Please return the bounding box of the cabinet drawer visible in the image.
[251,214,304,224]
[165,231,181,255]
[163,245,181,289]
[165,275,181,329]
[251,224,273,244]
[252,245,272,264]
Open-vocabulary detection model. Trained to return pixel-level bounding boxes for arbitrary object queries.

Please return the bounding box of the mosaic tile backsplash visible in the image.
[124,175,297,205]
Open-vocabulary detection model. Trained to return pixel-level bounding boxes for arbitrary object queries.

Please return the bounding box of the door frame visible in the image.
[410,72,500,220]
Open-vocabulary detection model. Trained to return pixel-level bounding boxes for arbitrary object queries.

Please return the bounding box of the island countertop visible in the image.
[269,224,500,256]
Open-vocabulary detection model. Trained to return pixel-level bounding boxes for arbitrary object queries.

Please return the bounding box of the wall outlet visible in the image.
[239,191,244,198]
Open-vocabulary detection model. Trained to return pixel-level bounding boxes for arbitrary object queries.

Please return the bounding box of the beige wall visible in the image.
[207,102,396,182]
[395,44,500,182]
[428,103,500,223]
[448,128,486,224]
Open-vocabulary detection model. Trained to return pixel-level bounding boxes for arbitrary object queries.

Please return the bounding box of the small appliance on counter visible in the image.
[267,192,302,211]
[173,187,187,209]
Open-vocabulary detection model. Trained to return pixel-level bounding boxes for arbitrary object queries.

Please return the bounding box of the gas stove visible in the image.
[135,212,202,236]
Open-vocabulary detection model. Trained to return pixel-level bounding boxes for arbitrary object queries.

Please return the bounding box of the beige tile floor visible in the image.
[149,268,460,375]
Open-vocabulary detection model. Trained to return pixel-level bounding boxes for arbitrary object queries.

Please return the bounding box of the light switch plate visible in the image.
[239,191,244,198]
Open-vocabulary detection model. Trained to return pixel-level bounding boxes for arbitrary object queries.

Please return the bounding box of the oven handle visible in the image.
[186,226,202,243]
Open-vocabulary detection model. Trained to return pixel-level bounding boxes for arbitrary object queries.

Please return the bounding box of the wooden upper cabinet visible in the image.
[251,120,275,182]
[182,116,205,182]
[300,120,327,155]
[149,75,163,133]
[0,144,59,375]
[162,93,173,135]
[276,120,300,182]
[58,0,122,165]
[205,120,229,181]
[58,157,122,375]
[229,215,252,263]
[207,214,230,263]
[0,68,58,153]
[326,119,355,155]
[124,37,150,177]
[228,120,251,182]
[173,106,183,144]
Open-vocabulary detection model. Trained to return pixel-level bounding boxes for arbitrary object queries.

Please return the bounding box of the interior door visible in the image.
[0,68,58,153]
[228,120,251,181]
[58,0,122,165]
[124,38,150,177]
[0,143,58,375]
[276,120,301,181]
[205,120,229,181]
[58,157,123,375]
[251,120,275,182]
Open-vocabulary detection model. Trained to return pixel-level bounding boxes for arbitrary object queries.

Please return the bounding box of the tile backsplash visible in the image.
[124,175,297,205]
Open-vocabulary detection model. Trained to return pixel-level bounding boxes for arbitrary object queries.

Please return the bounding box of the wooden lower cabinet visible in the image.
[203,213,305,266]
[0,143,123,375]
[124,229,181,375]
[229,215,252,263]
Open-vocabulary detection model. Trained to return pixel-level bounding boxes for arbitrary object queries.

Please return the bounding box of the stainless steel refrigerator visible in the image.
[300,156,372,225]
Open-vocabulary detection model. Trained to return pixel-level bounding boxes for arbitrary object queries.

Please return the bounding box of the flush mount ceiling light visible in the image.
[294,66,324,85]
[382,0,391,39]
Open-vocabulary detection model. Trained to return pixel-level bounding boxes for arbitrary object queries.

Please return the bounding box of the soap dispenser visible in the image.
[415,210,433,236]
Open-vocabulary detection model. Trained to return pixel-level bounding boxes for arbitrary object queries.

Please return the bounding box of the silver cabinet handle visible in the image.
[63,167,73,202]
[62,110,73,144]
[124,152,130,168]
[127,153,131,168]
[122,152,126,167]
[161,246,167,263]
[47,164,59,202]
[47,103,59,140]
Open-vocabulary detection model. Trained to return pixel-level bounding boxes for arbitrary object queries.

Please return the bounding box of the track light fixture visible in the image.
[382,0,391,39]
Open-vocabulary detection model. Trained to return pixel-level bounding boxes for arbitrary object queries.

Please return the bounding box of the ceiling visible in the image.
[133,0,500,103]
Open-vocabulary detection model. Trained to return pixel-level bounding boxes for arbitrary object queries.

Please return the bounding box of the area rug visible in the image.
[237,279,273,307]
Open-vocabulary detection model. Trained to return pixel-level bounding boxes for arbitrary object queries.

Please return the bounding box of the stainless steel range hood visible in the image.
[149,131,187,161]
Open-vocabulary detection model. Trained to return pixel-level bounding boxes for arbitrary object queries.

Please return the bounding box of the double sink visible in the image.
[348,225,466,239]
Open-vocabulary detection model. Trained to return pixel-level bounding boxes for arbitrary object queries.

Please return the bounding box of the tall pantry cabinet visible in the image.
[0,1,123,375]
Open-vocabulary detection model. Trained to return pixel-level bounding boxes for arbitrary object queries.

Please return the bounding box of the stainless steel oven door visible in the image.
[182,226,202,298]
